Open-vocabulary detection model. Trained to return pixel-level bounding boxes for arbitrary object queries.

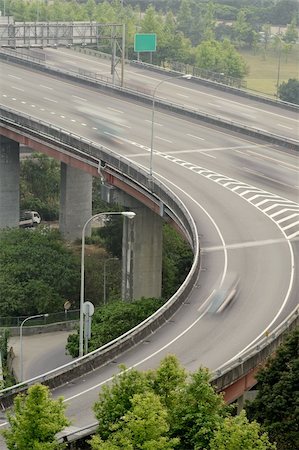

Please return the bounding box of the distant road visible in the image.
[37,47,299,142]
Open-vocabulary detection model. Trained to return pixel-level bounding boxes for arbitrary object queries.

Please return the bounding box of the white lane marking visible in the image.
[107,107,124,114]
[40,108,45,111]
[92,127,98,130]
[277,213,299,224]
[240,112,255,118]
[8,74,21,79]
[282,220,299,231]
[201,152,216,159]
[277,123,293,130]
[208,102,222,108]
[11,86,24,92]
[203,236,297,253]
[156,136,172,143]
[21,101,26,104]
[31,104,36,107]
[2,94,7,97]
[43,97,58,103]
[81,123,87,126]
[145,119,162,126]
[72,95,87,101]
[12,97,16,101]
[40,84,53,90]
[177,93,189,98]
[71,119,76,122]
[60,115,65,118]
[50,111,55,114]
[187,133,205,141]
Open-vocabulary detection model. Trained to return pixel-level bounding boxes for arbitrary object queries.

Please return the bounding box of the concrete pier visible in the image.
[114,190,163,301]
[59,163,92,240]
[0,136,20,229]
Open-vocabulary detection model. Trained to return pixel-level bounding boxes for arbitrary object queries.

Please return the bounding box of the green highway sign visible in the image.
[134,33,157,52]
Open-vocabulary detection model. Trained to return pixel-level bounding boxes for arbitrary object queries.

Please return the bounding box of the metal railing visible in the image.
[0,309,80,328]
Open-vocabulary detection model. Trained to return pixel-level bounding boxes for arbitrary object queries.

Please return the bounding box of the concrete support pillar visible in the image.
[59,163,92,241]
[113,190,163,301]
[0,136,20,229]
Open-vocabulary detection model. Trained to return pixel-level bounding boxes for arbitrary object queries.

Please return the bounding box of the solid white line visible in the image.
[11,86,24,91]
[177,93,189,98]
[282,220,299,231]
[156,136,172,143]
[287,230,299,239]
[107,107,124,114]
[43,97,58,103]
[72,95,86,101]
[201,152,216,159]
[186,133,204,141]
[277,123,293,130]
[277,213,299,224]
[40,84,53,90]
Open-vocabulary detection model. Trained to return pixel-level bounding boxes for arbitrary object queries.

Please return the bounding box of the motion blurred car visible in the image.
[76,104,127,142]
[207,272,239,314]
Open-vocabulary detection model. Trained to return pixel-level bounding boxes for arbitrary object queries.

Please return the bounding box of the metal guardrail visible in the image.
[0,309,80,328]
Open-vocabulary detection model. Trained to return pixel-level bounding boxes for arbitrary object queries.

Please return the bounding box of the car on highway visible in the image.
[207,273,239,314]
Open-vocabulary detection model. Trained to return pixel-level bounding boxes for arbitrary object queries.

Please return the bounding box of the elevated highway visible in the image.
[0,54,298,439]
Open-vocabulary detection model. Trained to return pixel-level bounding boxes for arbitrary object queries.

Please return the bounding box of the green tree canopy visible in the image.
[0,228,80,316]
[246,327,299,450]
[210,410,276,450]
[2,384,69,450]
[278,78,299,104]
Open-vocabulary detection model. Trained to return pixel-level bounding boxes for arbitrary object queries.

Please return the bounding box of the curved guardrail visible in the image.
[0,105,200,406]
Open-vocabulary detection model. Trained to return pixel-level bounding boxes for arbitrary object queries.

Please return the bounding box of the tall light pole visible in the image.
[79,211,136,357]
[20,313,49,381]
[149,73,192,178]
[103,257,119,305]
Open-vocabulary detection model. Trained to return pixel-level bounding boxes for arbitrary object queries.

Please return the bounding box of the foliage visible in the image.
[246,327,299,450]
[0,228,80,316]
[193,39,249,78]
[210,410,276,449]
[92,355,273,449]
[2,384,69,450]
[66,297,165,357]
[277,78,299,104]
[0,329,15,388]
[90,392,179,449]
[20,153,60,221]
[162,224,193,299]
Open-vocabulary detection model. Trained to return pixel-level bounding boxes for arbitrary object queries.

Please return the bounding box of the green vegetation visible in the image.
[278,78,299,104]
[89,355,275,449]
[246,327,299,450]
[66,297,165,357]
[0,228,80,316]
[2,384,69,450]
[0,329,15,388]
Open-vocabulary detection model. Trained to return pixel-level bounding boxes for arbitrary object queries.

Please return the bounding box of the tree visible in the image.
[283,17,298,44]
[0,228,80,316]
[2,384,69,450]
[278,78,299,104]
[246,327,299,450]
[90,392,179,449]
[169,368,228,449]
[193,39,248,79]
[20,153,60,221]
[210,411,276,450]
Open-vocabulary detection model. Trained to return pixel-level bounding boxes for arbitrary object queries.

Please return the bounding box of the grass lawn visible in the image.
[240,46,298,97]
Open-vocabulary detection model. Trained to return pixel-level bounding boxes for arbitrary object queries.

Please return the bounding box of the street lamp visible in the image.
[79,211,136,357]
[149,73,192,178]
[103,257,119,305]
[20,313,49,382]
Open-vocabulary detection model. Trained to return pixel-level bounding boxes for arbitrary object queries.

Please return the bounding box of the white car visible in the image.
[207,273,239,314]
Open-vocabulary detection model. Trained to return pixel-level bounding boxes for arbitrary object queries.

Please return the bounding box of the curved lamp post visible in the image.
[20,313,49,381]
[79,211,136,357]
[149,73,192,178]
